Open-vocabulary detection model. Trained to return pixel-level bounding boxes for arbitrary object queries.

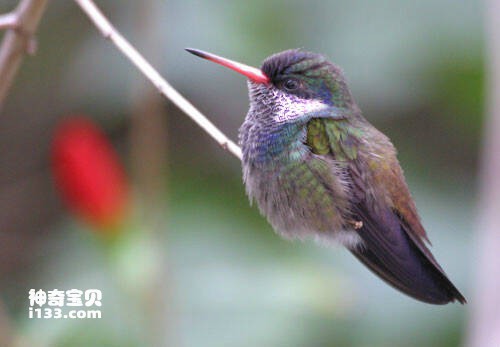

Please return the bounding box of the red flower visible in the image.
[51,117,129,233]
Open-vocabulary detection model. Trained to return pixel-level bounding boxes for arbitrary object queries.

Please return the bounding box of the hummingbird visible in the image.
[186,48,466,305]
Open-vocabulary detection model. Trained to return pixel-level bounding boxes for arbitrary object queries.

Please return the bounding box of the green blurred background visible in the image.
[0,0,483,346]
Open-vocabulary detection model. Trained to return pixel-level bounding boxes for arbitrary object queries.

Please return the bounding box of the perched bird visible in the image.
[186,48,466,305]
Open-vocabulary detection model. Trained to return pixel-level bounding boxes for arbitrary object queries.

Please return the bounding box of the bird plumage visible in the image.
[186,47,465,304]
[240,49,465,304]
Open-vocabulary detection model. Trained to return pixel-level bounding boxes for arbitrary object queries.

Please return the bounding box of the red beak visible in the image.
[186,48,270,84]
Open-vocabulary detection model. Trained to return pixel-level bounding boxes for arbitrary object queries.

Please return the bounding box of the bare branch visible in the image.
[0,0,49,110]
[73,0,243,160]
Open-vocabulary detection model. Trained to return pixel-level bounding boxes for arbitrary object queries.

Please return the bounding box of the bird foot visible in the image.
[348,220,363,230]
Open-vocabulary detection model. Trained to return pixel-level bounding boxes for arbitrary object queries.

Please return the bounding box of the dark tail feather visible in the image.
[350,240,465,304]
[350,205,466,305]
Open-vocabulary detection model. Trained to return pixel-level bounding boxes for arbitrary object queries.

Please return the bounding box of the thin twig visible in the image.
[73,0,243,160]
[0,0,49,110]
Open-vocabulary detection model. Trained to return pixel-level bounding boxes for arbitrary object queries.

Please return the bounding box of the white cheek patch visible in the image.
[273,93,328,123]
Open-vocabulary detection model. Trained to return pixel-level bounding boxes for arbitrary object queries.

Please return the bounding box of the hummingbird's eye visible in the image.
[283,78,300,91]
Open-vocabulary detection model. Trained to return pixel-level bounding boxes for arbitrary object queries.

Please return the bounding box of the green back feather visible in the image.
[306,118,360,161]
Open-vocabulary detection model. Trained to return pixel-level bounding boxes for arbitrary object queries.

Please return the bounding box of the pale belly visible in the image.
[242,158,362,248]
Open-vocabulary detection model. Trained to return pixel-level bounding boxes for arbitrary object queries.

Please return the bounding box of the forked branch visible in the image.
[0,0,48,109]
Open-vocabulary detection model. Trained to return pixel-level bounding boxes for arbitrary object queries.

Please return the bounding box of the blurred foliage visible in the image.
[0,0,482,346]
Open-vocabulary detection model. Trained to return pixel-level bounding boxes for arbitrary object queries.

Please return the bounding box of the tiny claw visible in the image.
[348,220,363,230]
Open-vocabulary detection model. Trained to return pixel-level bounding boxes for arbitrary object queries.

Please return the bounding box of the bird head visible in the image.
[186,48,354,125]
